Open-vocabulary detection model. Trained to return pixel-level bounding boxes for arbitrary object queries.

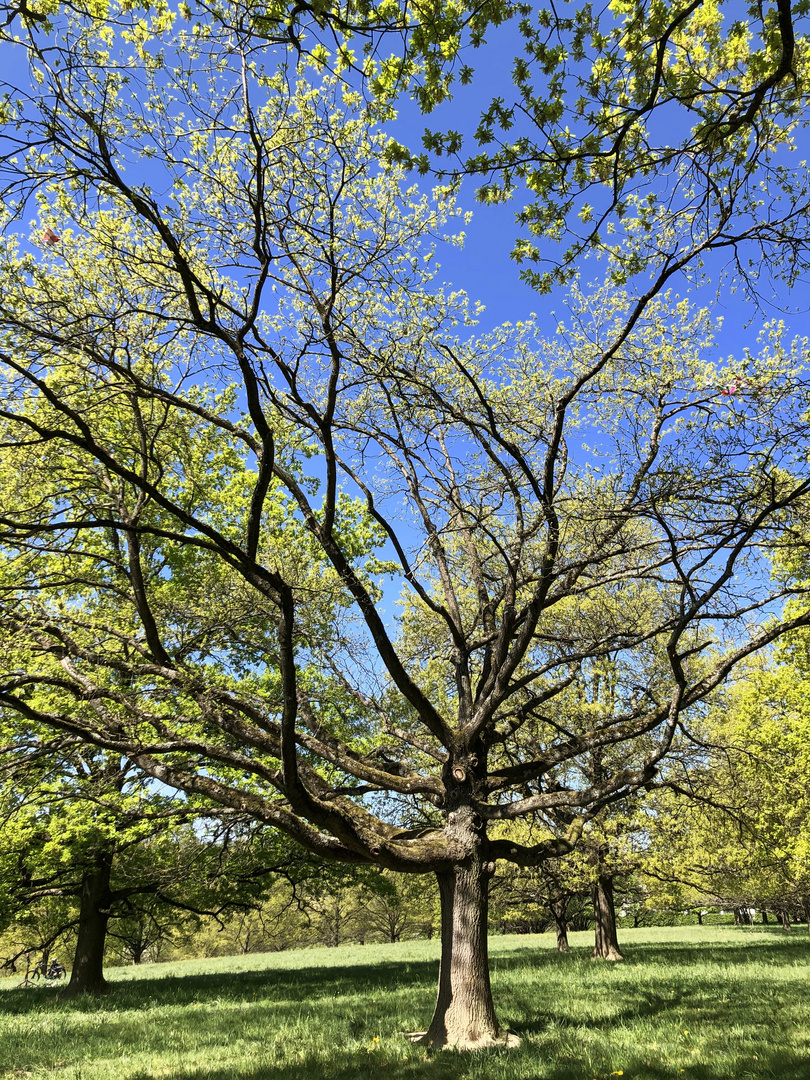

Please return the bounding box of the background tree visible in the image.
[0,731,187,995]
[354,870,438,944]
[0,718,327,990]
[643,659,810,931]
[2,8,810,1050]
[492,846,591,951]
[492,802,646,959]
[483,634,672,960]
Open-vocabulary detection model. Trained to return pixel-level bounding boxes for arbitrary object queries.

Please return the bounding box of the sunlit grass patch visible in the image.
[0,926,808,1079]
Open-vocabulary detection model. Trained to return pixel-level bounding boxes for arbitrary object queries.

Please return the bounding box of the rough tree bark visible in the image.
[592,874,624,961]
[409,810,519,1049]
[61,850,114,997]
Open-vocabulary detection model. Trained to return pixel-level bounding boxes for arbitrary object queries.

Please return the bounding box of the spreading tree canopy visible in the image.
[1,3,810,1049]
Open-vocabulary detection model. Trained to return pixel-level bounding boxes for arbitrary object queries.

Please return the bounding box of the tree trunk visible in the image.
[592,874,624,961]
[779,909,792,932]
[761,910,769,925]
[62,850,113,998]
[410,856,518,1049]
[696,910,703,925]
[326,899,342,947]
[131,940,148,964]
[552,898,570,953]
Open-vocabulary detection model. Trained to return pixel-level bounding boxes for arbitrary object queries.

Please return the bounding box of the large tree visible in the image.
[1,7,810,1049]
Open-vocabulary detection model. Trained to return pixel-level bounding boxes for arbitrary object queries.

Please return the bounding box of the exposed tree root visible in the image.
[592,946,625,961]
[405,1028,521,1050]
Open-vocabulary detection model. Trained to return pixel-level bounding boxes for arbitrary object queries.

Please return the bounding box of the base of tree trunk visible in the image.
[591,944,625,961]
[418,849,520,1050]
[62,853,115,999]
[59,977,111,1000]
[591,874,624,960]
[553,900,570,952]
[405,1028,521,1050]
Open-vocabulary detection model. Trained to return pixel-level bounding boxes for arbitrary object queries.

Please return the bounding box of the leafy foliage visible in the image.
[1,0,810,1046]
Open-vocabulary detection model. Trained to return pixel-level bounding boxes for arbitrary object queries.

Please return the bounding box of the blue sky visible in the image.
[383,22,550,334]
[378,17,810,359]
[3,8,807,354]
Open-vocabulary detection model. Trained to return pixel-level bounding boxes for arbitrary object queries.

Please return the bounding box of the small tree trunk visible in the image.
[62,850,114,997]
[552,898,570,953]
[779,909,792,932]
[696,910,703,925]
[130,930,149,964]
[328,900,341,948]
[761,910,769,925]
[592,874,624,961]
[411,854,518,1049]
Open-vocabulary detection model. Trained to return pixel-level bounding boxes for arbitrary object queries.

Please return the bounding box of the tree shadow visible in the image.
[2,933,808,1079]
[0,956,438,1015]
[89,1041,810,1080]
[490,930,810,971]
[503,933,810,1080]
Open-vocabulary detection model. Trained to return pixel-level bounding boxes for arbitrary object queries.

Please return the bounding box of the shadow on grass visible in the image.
[3,931,809,1018]
[614,934,810,971]
[93,1043,810,1080]
[494,931,810,971]
[2,933,809,1080]
[0,958,433,1015]
[120,1055,490,1080]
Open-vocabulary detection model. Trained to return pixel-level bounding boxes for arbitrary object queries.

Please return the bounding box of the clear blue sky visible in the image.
[382,19,810,356]
[3,12,808,357]
[383,23,551,334]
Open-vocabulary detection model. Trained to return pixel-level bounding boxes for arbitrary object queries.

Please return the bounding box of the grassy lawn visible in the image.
[0,925,808,1080]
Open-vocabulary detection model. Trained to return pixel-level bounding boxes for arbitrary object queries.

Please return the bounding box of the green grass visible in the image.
[1,925,808,1079]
